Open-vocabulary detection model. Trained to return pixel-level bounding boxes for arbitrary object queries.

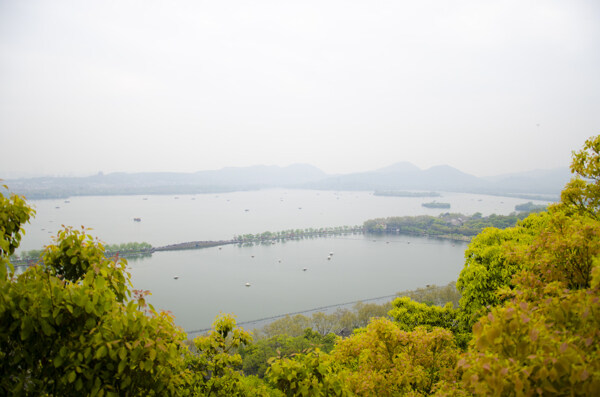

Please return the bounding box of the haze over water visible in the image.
[18,190,551,331]
[20,189,545,250]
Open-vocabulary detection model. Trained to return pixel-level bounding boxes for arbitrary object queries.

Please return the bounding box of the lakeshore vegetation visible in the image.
[11,205,545,264]
[421,201,451,209]
[363,210,540,241]
[1,135,600,395]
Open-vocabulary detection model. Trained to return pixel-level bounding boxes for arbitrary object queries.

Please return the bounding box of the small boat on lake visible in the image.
[133,218,141,222]
[245,282,251,287]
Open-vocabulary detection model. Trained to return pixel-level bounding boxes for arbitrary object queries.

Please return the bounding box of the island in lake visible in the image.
[421,201,451,209]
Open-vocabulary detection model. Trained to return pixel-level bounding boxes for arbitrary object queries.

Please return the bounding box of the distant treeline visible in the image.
[12,186,246,200]
[104,241,153,253]
[235,282,460,378]
[233,226,363,245]
[11,242,154,264]
[421,201,451,209]
[515,201,547,212]
[363,211,535,240]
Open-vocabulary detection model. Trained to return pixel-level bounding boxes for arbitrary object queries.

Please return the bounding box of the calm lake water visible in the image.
[18,189,551,331]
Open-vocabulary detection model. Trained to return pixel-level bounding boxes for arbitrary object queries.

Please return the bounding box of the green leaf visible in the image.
[96,345,107,359]
[20,317,33,340]
[41,319,54,336]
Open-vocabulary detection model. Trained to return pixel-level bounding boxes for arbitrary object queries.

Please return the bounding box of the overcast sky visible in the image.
[1,0,599,178]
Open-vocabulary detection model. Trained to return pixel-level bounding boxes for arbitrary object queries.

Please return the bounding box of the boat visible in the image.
[303,268,307,271]
[173,276,179,280]
[133,218,141,222]
[245,282,251,287]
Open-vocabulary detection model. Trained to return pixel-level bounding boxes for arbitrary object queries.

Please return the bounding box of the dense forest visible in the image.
[1,136,599,395]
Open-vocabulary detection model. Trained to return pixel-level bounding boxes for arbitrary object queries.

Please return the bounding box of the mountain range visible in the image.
[3,163,571,200]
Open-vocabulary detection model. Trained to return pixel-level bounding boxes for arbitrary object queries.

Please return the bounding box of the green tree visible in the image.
[186,314,275,396]
[454,135,600,395]
[0,187,35,278]
[455,214,546,329]
[239,329,337,379]
[267,349,349,397]
[353,301,391,327]
[560,135,600,219]
[458,265,600,395]
[0,226,190,395]
[332,318,462,396]
[260,315,311,338]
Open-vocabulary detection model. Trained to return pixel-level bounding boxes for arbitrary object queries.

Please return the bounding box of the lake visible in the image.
[17,189,551,332]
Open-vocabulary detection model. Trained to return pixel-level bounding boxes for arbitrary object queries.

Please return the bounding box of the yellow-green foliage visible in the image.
[389,297,457,332]
[186,314,275,396]
[458,273,600,395]
[333,318,461,396]
[267,349,350,397]
[455,214,546,329]
[523,207,600,289]
[561,135,600,220]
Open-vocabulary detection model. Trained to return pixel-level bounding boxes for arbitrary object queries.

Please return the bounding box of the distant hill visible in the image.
[481,168,572,194]
[300,163,484,192]
[301,163,569,198]
[4,164,327,199]
[3,162,571,200]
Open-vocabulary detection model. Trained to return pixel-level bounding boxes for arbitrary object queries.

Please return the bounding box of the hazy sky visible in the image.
[1,0,599,178]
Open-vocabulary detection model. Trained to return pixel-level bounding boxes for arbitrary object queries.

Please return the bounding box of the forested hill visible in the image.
[3,163,569,199]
